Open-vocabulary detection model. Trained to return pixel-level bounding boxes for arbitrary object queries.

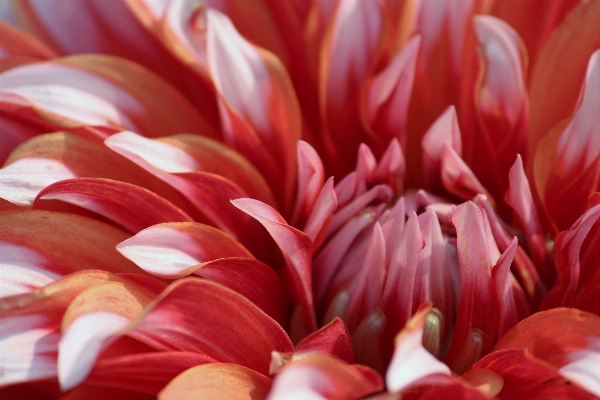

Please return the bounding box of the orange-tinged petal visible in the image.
[0,210,141,296]
[527,0,600,163]
[159,363,271,400]
[0,21,56,71]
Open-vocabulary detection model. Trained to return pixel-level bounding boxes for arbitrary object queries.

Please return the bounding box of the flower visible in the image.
[1,0,600,398]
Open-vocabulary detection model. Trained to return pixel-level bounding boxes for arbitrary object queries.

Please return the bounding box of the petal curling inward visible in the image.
[159,363,272,400]
[386,304,450,393]
[294,318,355,365]
[117,222,253,278]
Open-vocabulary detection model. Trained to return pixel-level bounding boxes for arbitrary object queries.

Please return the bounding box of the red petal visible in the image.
[36,178,193,234]
[440,145,493,204]
[542,204,600,309]
[0,211,141,296]
[295,317,355,364]
[129,279,293,376]
[291,141,325,227]
[232,198,316,340]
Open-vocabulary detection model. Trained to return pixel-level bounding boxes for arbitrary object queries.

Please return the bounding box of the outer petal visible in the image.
[541,204,600,309]
[159,363,271,400]
[267,354,383,400]
[528,0,600,162]
[534,49,600,232]
[128,279,294,376]
[0,55,216,139]
[0,210,140,297]
[232,198,317,341]
[446,202,496,373]
[35,178,193,234]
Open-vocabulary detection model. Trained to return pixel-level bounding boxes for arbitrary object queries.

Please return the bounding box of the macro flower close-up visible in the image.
[2,0,600,398]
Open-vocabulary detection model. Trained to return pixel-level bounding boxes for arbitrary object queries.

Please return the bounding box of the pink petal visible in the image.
[291,141,325,227]
[0,211,141,296]
[440,145,493,204]
[559,349,600,397]
[421,106,462,190]
[232,198,316,340]
[446,202,496,373]
[386,305,450,393]
[491,237,520,337]
[36,178,193,234]
[130,279,294,376]
[302,177,337,251]
[504,155,552,282]
[117,222,253,278]
[381,212,424,345]
[371,138,406,195]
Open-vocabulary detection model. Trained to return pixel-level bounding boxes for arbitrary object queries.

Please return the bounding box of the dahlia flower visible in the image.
[1,0,600,398]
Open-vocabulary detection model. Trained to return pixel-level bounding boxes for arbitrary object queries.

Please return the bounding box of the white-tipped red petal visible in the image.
[559,348,600,397]
[386,305,450,393]
[232,198,317,338]
[58,311,130,391]
[117,222,253,278]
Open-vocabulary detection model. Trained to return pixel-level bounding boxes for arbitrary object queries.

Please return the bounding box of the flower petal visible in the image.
[159,363,271,400]
[36,178,193,234]
[294,318,354,364]
[129,279,294,376]
[232,198,316,340]
[386,304,450,393]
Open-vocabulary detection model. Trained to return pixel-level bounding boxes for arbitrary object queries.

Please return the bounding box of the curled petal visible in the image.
[440,145,493,204]
[294,318,354,365]
[292,141,325,227]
